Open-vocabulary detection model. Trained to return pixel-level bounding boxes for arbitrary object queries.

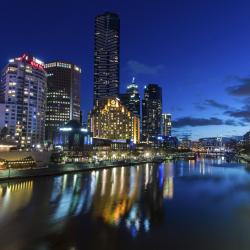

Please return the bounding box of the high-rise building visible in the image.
[90,98,140,143]
[120,78,140,117]
[0,54,47,147]
[44,61,81,144]
[142,84,162,142]
[94,12,120,105]
[162,113,172,137]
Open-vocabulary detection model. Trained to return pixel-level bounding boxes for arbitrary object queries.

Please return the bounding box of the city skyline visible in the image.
[0,0,249,139]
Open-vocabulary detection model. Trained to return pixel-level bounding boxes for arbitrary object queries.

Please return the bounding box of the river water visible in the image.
[0,158,250,250]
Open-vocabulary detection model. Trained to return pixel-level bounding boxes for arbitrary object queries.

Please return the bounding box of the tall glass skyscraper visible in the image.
[142,84,162,142]
[162,113,172,137]
[0,54,47,147]
[44,61,81,144]
[120,79,140,117]
[94,12,120,105]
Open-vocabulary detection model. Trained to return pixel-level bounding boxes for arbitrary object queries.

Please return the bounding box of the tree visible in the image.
[0,127,8,141]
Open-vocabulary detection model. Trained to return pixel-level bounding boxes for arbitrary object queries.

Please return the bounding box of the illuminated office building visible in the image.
[120,78,140,117]
[162,113,172,136]
[57,120,92,151]
[142,84,162,142]
[94,12,120,104]
[90,98,140,143]
[44,61,81,144]
[0,54,47,147]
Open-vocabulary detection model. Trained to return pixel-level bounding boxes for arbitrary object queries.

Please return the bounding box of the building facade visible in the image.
[0,54,47,148]
[142,84,162,142]
[120,80,140,117]
[90,98,140,143]
[44,61,81,144]
[94,12,120,105]
[57,120,92,151]
[162,113,172,137]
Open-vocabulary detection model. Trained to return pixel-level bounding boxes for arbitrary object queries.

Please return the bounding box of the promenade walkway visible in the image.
[0,158,164,181]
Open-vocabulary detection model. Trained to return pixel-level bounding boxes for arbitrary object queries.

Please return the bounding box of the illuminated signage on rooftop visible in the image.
[14,54,44,70]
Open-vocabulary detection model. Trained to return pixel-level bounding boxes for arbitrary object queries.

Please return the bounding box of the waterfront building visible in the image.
[0,54,47,148]
[90,98,140,143]
[44,61,81,144]
[199,137,225,152]
[57,120,92,151]
[142,84,162,142]
[191,141,203,152]
[152,135,179,149]
[120,78,140,117]
[162,113,172,137]
[94,12,120,105]
[179,138,192,150]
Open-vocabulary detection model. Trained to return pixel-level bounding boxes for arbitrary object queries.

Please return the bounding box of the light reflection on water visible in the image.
[0,180,33,221]
[0,159,249,250]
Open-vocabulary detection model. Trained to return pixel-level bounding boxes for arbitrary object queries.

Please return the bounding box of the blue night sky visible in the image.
[0,0,249,139]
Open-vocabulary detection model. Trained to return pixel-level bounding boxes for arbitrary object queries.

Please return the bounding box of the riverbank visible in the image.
[0,158,164,181]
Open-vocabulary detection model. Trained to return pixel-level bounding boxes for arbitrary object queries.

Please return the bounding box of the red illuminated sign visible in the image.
[17,54,44,70]
[30,61,44,70]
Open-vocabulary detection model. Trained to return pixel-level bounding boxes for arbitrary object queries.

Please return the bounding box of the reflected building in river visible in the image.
[0,181,33,220]
[45,163,175,237]
[0,163,175,240]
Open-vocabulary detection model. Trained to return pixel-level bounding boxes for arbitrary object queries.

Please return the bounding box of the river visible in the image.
[0,158,250,250]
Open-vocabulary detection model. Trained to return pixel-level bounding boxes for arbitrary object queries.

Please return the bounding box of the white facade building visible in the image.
[0,54,47,147]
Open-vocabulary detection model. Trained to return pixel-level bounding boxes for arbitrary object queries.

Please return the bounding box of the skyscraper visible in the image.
[162,113,172,137]
[142,84,162,142]
[44,61,81,144]
[120,78,140,117]
[0,54,47,147]
[94,12,120,105]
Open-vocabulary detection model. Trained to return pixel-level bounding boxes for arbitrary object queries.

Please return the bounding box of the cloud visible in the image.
[205,99,229,110]
[173,117,242,128]
[224,119,237,126]
[173,117,224,128]
[127,60,165,75]
[194,99,230,111]
[243,97,250,105]
[227,77,250,96]
[225,105,250,123]
[193,103,206,111]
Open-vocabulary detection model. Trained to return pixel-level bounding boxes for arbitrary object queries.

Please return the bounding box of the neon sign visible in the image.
[30,60,44,70]
[17,54,44,70]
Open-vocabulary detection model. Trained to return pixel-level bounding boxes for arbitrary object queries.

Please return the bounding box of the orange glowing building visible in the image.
[90,98,140,144]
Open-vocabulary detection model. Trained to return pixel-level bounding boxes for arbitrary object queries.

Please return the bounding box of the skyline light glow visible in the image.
[0,0,249,139]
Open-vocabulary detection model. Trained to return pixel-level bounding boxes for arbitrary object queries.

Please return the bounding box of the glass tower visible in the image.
[120,79,140,118]
[94,12,120,105]
[44,61,81,144]
[142,84,162,142]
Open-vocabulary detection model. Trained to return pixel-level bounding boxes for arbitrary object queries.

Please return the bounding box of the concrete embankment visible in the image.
[0,159,163,181]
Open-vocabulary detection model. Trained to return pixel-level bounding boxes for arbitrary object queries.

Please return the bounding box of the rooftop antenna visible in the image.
[132,77,135,83]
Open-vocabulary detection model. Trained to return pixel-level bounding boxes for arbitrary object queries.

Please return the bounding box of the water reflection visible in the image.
[0,159,249,250]
[44,163,172,237]
[0,180,33,220]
